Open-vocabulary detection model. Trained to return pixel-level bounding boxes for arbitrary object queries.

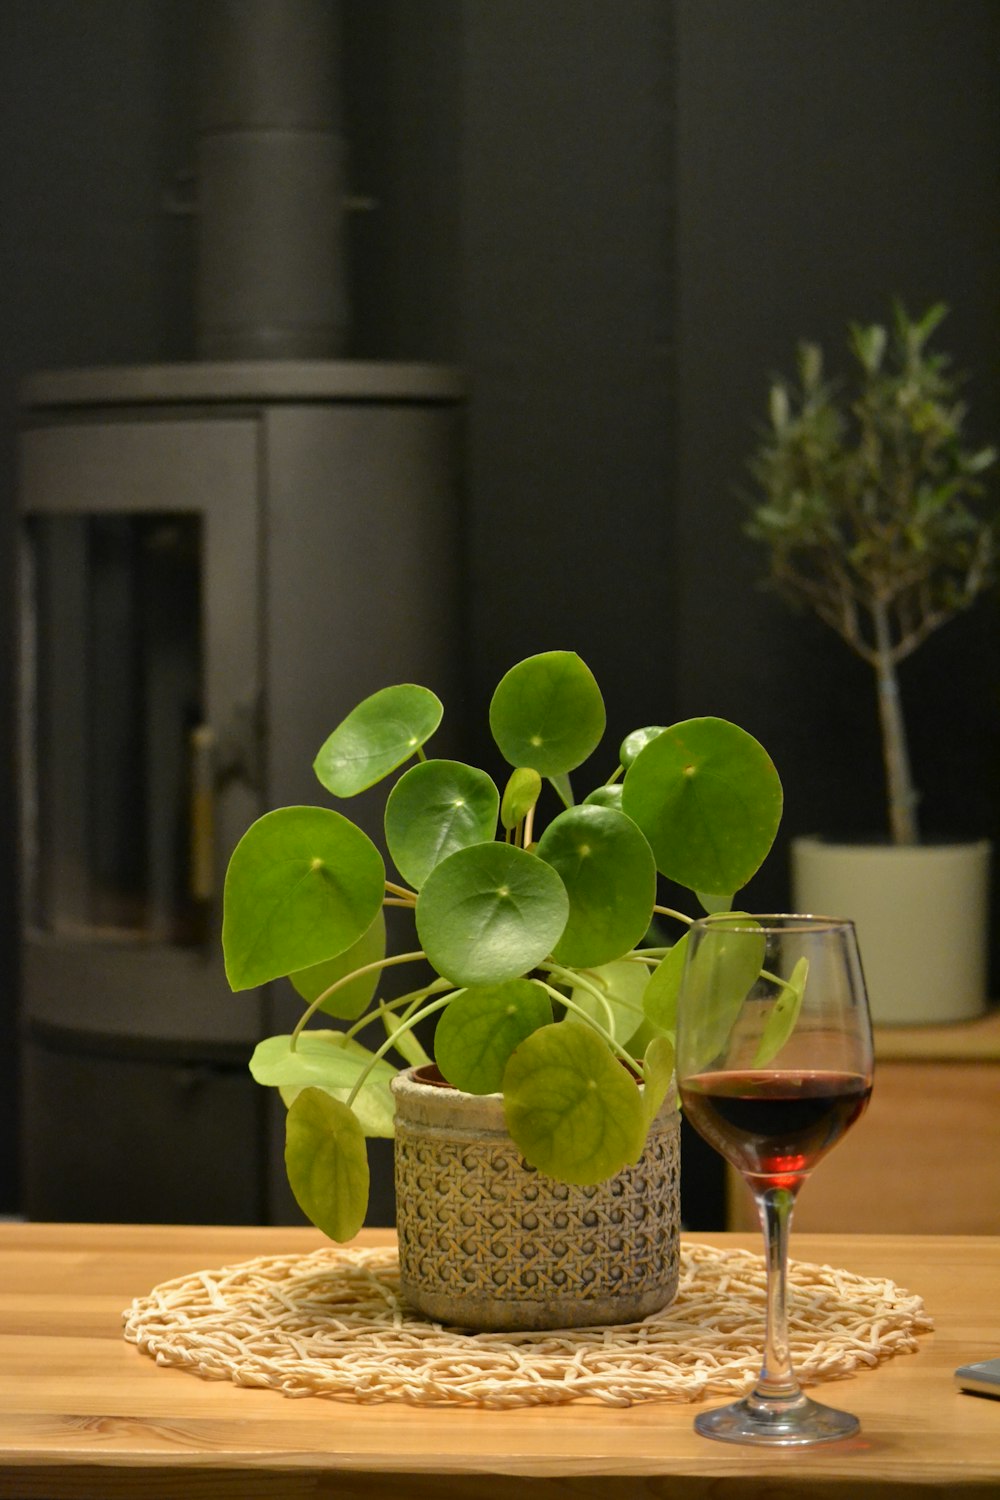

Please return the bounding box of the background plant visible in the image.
[746,301,998,845]
[222,651,783,1240]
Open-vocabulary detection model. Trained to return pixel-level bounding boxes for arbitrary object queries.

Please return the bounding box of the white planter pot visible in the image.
[791,836,992,1026]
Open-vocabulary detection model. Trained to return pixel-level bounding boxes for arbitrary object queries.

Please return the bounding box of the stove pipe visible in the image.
[195,0,346,360]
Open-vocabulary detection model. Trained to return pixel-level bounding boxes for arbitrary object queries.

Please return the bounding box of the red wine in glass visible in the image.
[679,1069,872,1191]
[675,914,874,1447]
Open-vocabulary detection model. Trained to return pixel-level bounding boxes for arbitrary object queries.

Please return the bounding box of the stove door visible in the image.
[19,417,263,1051]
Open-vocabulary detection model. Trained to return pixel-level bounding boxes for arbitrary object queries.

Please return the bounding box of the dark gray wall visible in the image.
[1,0,998,1222]
[672,0,1000,905]
[0,1,200,1214]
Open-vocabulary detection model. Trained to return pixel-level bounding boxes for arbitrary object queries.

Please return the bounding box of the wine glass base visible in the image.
[694,1394,860,1447]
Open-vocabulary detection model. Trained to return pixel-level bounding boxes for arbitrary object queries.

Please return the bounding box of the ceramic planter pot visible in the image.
[792,836,992,1026]
[391,1064,680,1332]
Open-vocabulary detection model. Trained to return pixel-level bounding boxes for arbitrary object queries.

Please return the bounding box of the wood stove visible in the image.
[18,359,463,1223]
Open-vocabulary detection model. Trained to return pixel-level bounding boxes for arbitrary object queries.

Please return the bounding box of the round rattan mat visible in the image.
[122,1241,932,1408]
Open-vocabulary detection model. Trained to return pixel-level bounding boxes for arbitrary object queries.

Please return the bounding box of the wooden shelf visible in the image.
[874,1007,1000,1061]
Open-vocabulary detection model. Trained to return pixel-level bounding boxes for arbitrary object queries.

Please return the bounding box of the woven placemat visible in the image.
[122,1241,932,1409]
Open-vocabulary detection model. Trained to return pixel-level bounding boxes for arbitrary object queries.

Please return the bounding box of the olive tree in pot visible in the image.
[222,650,784,1330]
[746,302,999,1025]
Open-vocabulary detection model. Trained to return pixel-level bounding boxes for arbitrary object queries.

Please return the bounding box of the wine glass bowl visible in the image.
[676,914,874,1446]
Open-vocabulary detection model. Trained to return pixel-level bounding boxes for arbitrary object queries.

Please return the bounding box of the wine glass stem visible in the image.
[750,1185,803,1410]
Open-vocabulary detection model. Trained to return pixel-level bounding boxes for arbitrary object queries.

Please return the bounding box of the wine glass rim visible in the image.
[692,912,856,934]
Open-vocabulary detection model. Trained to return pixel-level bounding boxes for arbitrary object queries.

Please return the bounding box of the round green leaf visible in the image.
[415,842,569,987]
[567,958,649,1046]
[643,932,689,1034]
[313,684,443,797]
[641,1033,676,1127]
[434,980,553,1094]
[752,956,809,1067]
[284,1088,370,1241]
[582,783,623,810]
[384,759,500,889]
[289,910,386,1020]
[489,651,606,777]
[222,806,385,990]
[621,717,782,895]
[536,805,656,967]
[680,915,766,1069]
[500,767,543,831]
[697,890,735,915]
[250,1031,396,1136]
[502,1023,647,1185]
[620,726,666,766]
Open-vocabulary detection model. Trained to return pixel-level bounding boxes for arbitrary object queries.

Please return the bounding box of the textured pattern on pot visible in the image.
[391,1065,680,1332]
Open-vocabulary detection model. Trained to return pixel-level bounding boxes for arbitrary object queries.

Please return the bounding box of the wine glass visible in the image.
[675,913,874,1446]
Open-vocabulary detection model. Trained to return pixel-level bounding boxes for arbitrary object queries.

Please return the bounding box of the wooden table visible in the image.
[0,1223,997,1497]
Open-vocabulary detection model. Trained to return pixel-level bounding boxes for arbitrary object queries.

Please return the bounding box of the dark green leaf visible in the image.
[621,717,782,895]
[384,759,499,888]
[583,783,623,810]
[500,767,543,831]
[489,651,606,777]
[313,684,443,797]
[620,726,666,767]
[415,842,569,987]
[289,910,386,1020]
[222,807,385,990]
[536,805,656,967]
[434,980,553,1094]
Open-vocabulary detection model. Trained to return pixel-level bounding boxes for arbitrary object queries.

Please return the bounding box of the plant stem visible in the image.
[653,906,695,926]
[872,599,919,845]
[342,979,455,1044]
[539,968,641,1073]
[289,950,427,1049]
[345,991,456,1108]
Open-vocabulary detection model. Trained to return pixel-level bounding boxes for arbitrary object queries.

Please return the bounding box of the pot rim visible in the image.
[390,1061,675,1133]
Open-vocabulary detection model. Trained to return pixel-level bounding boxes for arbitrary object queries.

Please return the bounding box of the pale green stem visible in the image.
[342,978,454,1044]
[761,967,802,997]
[653,905,695,926]
[290,950,427,1048]
[345,991,456,1109]
[385,879,417,901]
[538,967,641,1075]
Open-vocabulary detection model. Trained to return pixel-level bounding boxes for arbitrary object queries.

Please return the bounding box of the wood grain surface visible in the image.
[0,1222,996,1498]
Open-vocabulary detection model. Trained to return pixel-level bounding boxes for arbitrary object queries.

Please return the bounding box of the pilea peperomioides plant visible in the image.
[222,650,784,1240]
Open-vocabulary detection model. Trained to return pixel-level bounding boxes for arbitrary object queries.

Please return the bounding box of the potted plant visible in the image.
[222,649,783,1329]
[746,301,998,1024]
